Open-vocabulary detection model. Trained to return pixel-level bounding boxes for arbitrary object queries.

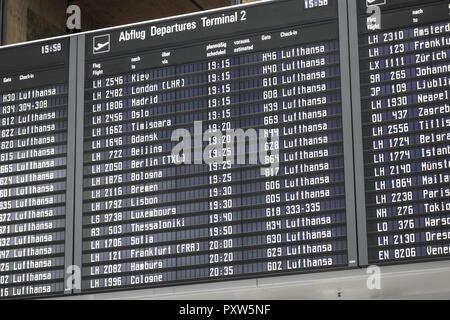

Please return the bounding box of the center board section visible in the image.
[74,0,358,294]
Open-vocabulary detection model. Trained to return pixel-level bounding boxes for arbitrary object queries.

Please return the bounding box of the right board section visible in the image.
[350,0,450,266]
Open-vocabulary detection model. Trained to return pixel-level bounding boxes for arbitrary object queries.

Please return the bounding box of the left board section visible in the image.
[0,37,77,299]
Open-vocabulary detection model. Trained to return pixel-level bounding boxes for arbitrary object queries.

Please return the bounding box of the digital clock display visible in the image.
[41,43,62,55]
[304,0,329,9]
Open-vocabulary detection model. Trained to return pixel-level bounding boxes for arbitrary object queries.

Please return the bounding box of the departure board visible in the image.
[353,0,450,265]
[78,0,357,293]
[3,0,450,300]
[0,39,74,299]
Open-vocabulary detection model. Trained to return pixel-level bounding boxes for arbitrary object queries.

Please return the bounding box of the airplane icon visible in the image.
[366,0,386,7]
[94,42,109,52]
[93,35,110,54]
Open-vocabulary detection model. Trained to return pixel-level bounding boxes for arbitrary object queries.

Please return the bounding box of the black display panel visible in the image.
[356,0,450,265]
[79,0,357,293]
[2,0,449,300]
[0,39,72,299]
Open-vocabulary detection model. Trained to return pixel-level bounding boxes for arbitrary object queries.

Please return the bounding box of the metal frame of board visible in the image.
[64,36,79,295]
[0,0,6,45]
[347,0,369,266]
[50,260,450,300]
[338,0,358,268]
[73,34,86,295]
